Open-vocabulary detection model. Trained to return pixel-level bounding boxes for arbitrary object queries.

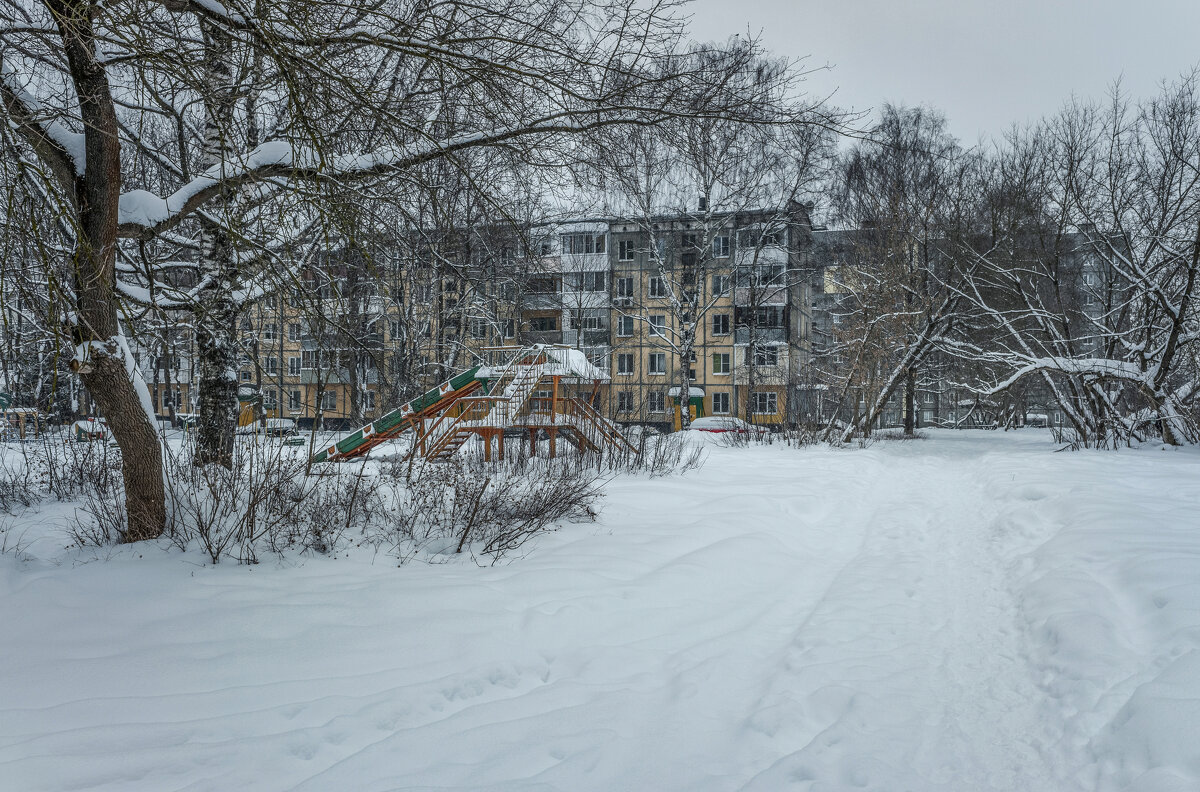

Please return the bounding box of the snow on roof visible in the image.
[667,386,705,398]
[542,346,608,380]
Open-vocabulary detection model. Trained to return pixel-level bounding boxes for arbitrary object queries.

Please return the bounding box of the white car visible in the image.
[688,416,769,434]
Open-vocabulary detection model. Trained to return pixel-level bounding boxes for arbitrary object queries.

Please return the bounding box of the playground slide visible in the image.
[309,366,482,464]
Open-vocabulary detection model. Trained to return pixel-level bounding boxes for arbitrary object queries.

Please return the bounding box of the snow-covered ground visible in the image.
[2,430,1199,791]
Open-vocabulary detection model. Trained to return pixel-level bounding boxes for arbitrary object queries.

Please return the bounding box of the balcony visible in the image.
[523,293,561,311]
[734,327,788,345]
[732,285,788,306]
[520,329,563,345]
[734,360,790,385]
[563,329,610,347]
[299,367,380,386]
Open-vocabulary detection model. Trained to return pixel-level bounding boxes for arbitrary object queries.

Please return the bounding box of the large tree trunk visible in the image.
[77,344,166,541]
[50,0,165,540]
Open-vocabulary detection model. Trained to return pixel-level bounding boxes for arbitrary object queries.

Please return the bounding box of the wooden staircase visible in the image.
[421,350,549,461]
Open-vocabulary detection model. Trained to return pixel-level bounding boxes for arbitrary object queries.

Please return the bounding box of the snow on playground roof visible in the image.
[542,346,608,380]
[478,345,609,381]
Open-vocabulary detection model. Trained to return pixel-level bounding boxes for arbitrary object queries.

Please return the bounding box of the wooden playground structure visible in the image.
[310,345,634,465]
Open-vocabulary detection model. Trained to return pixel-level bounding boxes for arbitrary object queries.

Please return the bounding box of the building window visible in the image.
[649,314,666,337]
[615,276,634,300]
[712,274,730,296]
[617,353,634,375]
[751,391,778,415]
[712,235,730,258]
[287,323,301,341]
[648,352,666,375]
[365,390,376,411]
[319,390,337,411]
[711,353,730,374]
[616,315,634,337]
[503,319,515,339]
[648,391,666,413]
[265,356,278,375]
[712,313,730,335]
[618,239,636,261]
[263,323,277,341]
[617,390,634,412]
[288,390,302,410]
[240,370,252,381]
[752,345,779,367]
[561,233,606,254]
[529,316,558,332]
[469,318,490,339]
[649,277,668,298]
[712,392,730,414]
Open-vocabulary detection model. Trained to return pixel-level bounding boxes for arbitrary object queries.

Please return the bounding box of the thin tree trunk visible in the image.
[193,18,240,468]
[903,367,916,436]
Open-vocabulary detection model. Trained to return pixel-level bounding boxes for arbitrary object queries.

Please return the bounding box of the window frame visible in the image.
[751,391,778,415]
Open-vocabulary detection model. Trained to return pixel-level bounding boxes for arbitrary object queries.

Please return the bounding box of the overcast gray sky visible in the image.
[685,0,1200,143]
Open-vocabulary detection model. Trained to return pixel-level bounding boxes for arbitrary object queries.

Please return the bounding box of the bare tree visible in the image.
[957,75,1200,445]
[823,104,981,441]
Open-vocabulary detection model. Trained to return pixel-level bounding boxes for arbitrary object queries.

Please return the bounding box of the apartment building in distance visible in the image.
[140,202,819,431]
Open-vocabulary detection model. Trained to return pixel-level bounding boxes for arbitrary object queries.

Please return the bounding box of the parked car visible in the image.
[688,416,768,434]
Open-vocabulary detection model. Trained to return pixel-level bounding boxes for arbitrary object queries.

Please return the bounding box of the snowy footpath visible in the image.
[2,430,1199,791]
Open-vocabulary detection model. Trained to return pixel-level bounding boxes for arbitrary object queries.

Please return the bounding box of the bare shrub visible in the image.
[63,442,129,548]
[163,442,386,564]
[368,453,605,563]
[875,429,928,442]
[42,436,123,502]
[0,517,32,561]
[587,430,706,477]
[0,448,39,513]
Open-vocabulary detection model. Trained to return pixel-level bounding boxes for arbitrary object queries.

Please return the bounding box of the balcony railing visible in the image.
[563,329,610,346]
[520,329,563,345]
[734,327,787,345]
